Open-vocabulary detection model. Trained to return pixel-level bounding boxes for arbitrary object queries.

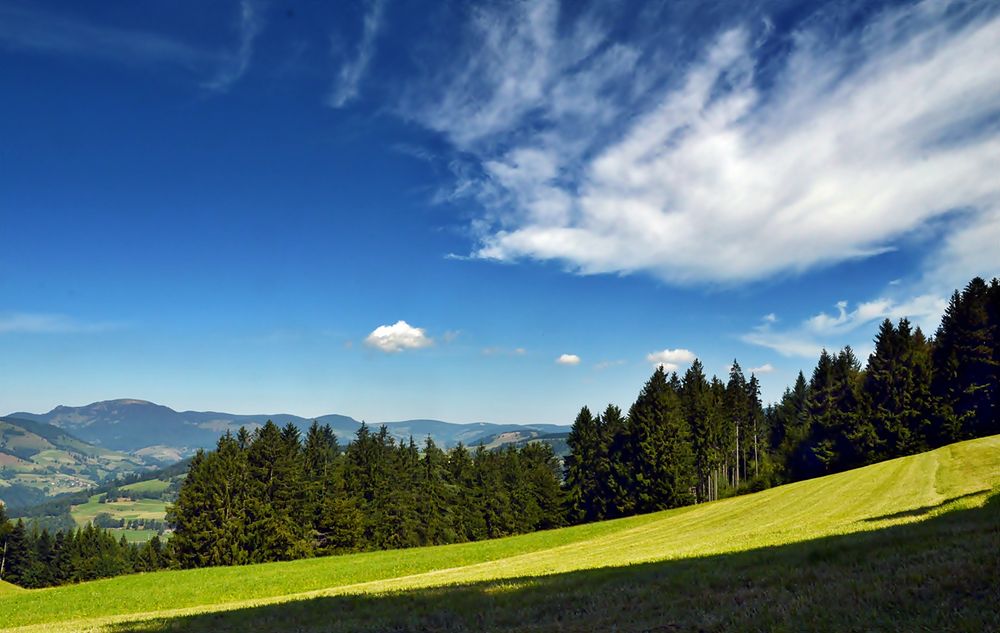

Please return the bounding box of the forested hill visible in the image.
[0,417,153,509]
[7,400,565,458]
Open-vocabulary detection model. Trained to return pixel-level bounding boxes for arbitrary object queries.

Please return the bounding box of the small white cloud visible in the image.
[646,348,696,367]
[556,353,581,365]
[763,313,778,323]
[750,363,776,374]
[514,347,527,355]
[364,320,433,353]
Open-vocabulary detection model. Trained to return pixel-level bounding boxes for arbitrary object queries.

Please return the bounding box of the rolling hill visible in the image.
[1,434,996,632]
[0,417,154,509]
[8,400,567,457]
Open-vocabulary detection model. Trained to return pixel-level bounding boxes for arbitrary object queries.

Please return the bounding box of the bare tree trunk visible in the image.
[735,423,741,488]
[1,540,6,580]
[754,426,759,479]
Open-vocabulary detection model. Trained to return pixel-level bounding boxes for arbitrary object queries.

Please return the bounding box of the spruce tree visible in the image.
[628,366,696,513]
[564,406,600,522]
[725,361,750,488]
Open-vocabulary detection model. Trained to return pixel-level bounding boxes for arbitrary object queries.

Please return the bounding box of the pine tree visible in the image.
[746,374,766,482]
[933,279,998,441]
[770,371,812,480]
[682,360,722,502]
[725,361,750,488]
[446,443,487,541]
[564,406,600,522]
[593,404,623,519]
[628,366,696,512]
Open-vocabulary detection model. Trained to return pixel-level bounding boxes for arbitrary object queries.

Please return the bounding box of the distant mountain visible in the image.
[8,399,567,458]
[0,416,155,509]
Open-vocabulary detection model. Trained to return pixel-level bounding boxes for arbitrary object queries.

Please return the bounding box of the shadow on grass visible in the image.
[861,489,991,522]
[112,494,1000,633]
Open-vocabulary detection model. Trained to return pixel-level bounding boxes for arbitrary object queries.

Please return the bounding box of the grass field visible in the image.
[119,480,171,496]
[0,581,21,595]
[66,492,170,544]
[71,496,168,527]
[2,435,998,632]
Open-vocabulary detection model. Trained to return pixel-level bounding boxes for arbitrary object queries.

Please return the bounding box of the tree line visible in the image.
[1,276,996,586]
[565,276,999,522]
[0,505,166,588]
[167,421,565,568]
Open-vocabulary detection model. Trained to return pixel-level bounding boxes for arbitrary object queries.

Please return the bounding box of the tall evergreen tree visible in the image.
[682,360,722,502]
[628,366,696,512]
[564,406,600,522]
[933,278,998,441]
[725,361,750,488]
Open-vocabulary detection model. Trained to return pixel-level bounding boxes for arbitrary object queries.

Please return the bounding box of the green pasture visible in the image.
[70,496,168,528]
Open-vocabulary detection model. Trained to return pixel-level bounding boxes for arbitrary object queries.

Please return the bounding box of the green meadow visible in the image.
[0,582,21,595]
[68,494,168,543]
[2,435,997,633]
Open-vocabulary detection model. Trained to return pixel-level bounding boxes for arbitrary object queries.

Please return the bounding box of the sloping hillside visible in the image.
[1,435,997,632]
[0,417,151,506]
[0,581,21,595]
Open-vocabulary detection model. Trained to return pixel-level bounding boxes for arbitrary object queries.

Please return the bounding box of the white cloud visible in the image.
[743,291,948,359]
[364,320,433,353]
[556,353,581,365]
[805,294,947,337]
[0,313,118,334]
[646,348,696,367]
[403,1,1000,287]
[328,0,385,108]
[763,313,778,323]
[750,363,775,374]
[204,0,267,93]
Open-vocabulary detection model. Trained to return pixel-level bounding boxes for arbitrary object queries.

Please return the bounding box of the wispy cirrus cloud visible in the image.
[481,346,526,356]
[203,0,267,93]
[0,312,120,334]
[328,0,386,108]
[0,3,210,70]
[0,1,266,93]
[399,0,1000,288]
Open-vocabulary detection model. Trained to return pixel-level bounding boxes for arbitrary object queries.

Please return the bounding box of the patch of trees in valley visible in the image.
[1,276,997,587]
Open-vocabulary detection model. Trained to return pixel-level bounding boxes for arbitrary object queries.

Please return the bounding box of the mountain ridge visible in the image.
[8,399,568,457]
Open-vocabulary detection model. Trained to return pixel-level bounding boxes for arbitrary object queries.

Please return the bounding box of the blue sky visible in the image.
[2,0,998,423]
